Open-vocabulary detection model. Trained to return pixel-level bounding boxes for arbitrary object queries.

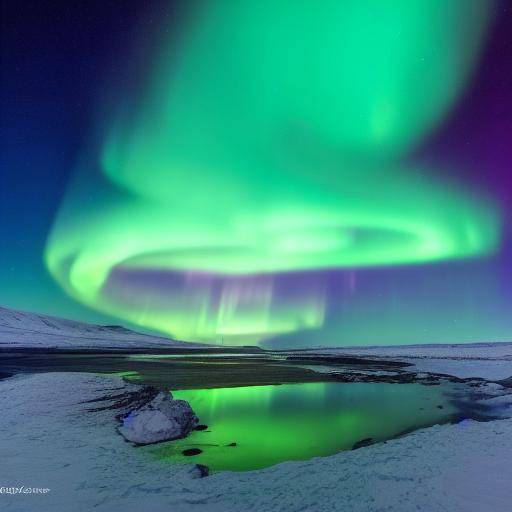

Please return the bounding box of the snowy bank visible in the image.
[118,392,198,445]
[0,305,193,349]
[1,371,512,512]
[306,343,512,380]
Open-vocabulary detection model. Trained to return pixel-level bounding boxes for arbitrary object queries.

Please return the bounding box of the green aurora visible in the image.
[45,1,501,344]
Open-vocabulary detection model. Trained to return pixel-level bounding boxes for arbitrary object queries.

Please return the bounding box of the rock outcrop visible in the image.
[188,464,209,478]
[351,437,374,450]
[118,392,198,445]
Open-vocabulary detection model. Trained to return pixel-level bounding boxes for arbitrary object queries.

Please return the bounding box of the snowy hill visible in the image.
[0,306,193,349]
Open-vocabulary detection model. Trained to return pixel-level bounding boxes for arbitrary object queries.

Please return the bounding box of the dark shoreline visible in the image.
[0,347,495,391]
[1,349,507,467]
[0,346,413,389]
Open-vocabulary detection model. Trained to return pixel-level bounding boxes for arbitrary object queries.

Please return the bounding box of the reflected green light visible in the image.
[149,382,460,471]
[45,1,500,343]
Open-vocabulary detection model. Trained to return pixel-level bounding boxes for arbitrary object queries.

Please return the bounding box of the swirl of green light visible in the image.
[100,0,493,199]
[45,162,499,340]
[45,0,500,342]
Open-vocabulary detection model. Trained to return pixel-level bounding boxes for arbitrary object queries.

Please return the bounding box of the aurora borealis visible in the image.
[2,1,512,347]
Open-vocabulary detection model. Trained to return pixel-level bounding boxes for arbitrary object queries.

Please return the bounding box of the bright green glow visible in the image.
[45,165,499,341]
[149,382,460,471]
[103,0,492,197]
[45,1,499,343]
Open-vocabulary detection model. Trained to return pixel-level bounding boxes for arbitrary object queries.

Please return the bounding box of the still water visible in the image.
[148,381,462,471]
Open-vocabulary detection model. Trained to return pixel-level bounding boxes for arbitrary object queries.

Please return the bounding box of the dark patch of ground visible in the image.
[0,348,413,390]
[182,448,202,456]
[352,438,374,450]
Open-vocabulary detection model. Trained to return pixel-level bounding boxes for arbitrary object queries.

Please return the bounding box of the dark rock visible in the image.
[352,437,374,450]
[85,386,160,417]
[182,448,202,456]
[194,424,209,431]
[498,377,512,388]
[437,405,444,409]
[226,442,237,447]
[189,464,209,478]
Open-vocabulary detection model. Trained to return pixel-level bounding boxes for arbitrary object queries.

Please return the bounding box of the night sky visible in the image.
[1,1,512,347]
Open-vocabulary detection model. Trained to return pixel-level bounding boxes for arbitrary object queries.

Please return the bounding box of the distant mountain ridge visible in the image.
[0,305,192,349]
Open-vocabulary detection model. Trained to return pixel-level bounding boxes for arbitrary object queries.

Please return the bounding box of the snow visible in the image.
[0,306,194,349]
[313,342,512,359]
[306,343,512,380]
[2,306,512,511]
[1,371,512,512]
[118,392,198,444]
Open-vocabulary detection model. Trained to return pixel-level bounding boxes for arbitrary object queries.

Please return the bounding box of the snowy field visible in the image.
[0,372,511,512]
[0,306,191,349]
[309,343,512,380]
[2,305,512,511]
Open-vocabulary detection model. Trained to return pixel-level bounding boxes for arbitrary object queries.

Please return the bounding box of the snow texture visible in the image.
[2,305,512,511]
[0,306,193,349]
[118,392,198,444]
[307,343,512,380]
[1,372,512,512]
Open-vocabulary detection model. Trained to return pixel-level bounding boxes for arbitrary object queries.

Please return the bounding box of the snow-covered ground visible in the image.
[1,370,511,512]
[307,343,512,380]
[2,306,512,511]
[0,306,193,349]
